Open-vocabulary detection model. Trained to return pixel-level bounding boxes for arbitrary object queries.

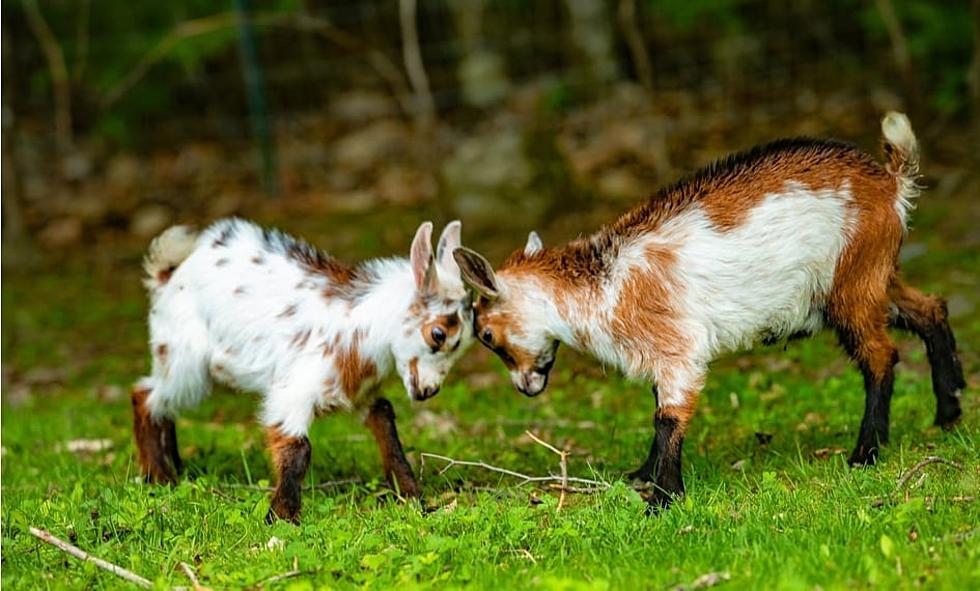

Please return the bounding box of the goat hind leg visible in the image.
[888,279,964,428]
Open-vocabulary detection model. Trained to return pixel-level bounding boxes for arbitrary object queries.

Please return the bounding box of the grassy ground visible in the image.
[3,192,979,589]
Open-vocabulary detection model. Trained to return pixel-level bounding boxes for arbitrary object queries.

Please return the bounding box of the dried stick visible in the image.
[180,561,211,591]
[398,0,436,128]
[28,527,152,588]
[420,436,612,505]
[895,456,963,491]
[525,431,569,511]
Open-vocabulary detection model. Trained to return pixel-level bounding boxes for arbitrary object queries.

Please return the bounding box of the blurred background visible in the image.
[2,1,978,396]
[3,0,978,260]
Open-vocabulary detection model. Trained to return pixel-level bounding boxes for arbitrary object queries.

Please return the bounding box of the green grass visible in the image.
[3,205,978,590]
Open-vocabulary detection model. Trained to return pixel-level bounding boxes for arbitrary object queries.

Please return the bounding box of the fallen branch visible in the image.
[28,527,152,588]
[895,456,963,491]
[420,437,612,504]
[180,561,211,591]
[525,431,570,511]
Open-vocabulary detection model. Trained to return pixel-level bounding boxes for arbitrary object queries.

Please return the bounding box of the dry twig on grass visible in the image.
[525,431,570,511]
[869,455,967,507]
[28,527,154,588]
[420,433,612,507]
[895,456,963,491]
[180,561,212,591]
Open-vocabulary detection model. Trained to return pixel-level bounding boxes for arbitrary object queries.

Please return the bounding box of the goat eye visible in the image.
[481,328,493,344]
[431,326,446,345]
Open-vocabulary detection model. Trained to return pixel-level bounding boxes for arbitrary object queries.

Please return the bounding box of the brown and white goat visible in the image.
[453,113,965,510]
[133,218,472,521]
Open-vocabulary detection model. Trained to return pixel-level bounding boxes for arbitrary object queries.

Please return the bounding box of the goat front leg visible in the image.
[265,426,311,523]
[364,397,421,499]
[131,384,180,484]
[647,368,703,513]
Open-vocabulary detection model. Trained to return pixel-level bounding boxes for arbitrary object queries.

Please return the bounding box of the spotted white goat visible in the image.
[132,218,472,521]
[454,113,965,510]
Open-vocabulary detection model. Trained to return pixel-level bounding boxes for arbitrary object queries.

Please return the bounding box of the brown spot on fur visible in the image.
[288,244,357,286]
[234,286,247,296]
[212,225,233,248]
[156,343,168,360]
[408,358,419,393]
[335,330,377,400]
[131,385,180,484]
[156,267,176,284]
[321,333,341,358]
[422,314,462,350]
[291,328,312,349]
[277,304,298,318]
[609,244,687,376]
[252,255,265,265]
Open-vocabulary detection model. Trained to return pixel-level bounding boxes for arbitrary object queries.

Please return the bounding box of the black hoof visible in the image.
[934,406,962,431]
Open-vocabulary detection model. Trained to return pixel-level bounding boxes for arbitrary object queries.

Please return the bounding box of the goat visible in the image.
[132,218,472,522]
[453,113,965,510]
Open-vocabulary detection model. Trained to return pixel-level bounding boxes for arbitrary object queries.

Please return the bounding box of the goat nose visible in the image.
[419,385,440,400]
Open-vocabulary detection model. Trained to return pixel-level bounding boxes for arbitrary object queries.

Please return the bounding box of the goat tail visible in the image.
[143,225,198,290]
[880,111,921,224]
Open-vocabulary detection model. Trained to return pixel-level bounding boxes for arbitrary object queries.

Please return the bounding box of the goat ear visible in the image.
[452,247,499,298]
[524,231,543,256]
[435,220,462,277]
[410,221,435,293]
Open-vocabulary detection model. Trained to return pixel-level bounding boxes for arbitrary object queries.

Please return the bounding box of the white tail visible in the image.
[881,111,921,225]
[143,225,198,289]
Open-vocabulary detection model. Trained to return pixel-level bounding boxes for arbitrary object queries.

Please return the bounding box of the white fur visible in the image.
[499,181,856,406]
[881,111,920,226]
[140,218,471,438]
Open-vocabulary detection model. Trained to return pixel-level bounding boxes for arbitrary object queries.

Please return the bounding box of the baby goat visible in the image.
[133,218,472,522]
[454,113,965,510]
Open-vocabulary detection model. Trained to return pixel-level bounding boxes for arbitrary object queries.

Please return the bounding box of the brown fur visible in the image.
[422,313,462,350]
[335,329,377,400]
[364,398,421,498]
[609,244,686,376]
[503,139,887,284]
[826,173,904,382]
[290,328,312,349]
[265,426,312,523]
[131,385,180,484]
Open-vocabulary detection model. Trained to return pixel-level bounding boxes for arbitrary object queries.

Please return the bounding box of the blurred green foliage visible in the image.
[6,0,975,146]
[861,0,974,114]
